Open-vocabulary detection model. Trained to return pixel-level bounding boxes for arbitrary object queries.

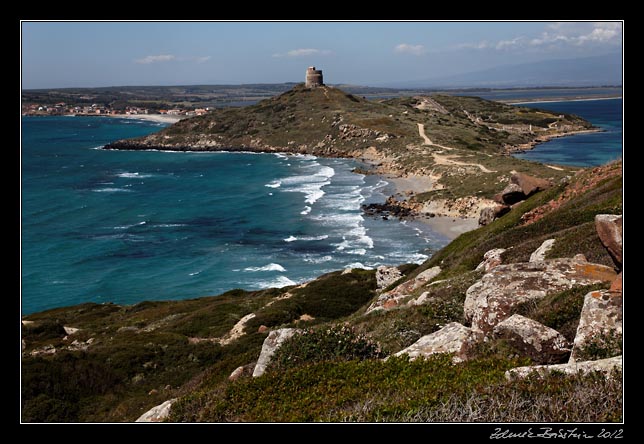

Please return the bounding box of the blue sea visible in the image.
[512,98,623,166]
[21,116,448,314]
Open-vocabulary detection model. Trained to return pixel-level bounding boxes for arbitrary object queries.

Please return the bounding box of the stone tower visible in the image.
[305,66,324,88]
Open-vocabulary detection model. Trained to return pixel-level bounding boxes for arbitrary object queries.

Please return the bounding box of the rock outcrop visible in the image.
[511,172,551,197]
[394,322,482,363]
[595,214,622,268]
[478,204,510,226]
[505,355,622,380]
[375,266,402,290]
[136,399,177,422]
[494,173,552,206]
[529,239,555,262]
[475,248,506,272]
[366,266,441,313]
[464,257,617,334]
[493,314,571,364]
[229,363,256,382]
[569,289,622,363]
[253,328,301,377]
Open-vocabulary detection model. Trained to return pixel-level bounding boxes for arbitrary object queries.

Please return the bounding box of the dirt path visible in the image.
[417,123,454,150]
[432,153,496,173]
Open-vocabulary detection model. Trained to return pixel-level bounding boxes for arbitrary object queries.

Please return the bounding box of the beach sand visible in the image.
[110,114,185,124]
[384,173,479,240]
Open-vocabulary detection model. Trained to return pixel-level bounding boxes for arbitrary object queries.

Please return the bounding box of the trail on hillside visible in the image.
[432,153,496,173]
[417,123,454,151]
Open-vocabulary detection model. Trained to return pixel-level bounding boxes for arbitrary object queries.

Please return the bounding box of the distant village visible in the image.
[21,102,211,118]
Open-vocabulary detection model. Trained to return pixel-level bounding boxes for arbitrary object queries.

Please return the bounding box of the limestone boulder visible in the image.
[252,328,301,377]
[595,214,622,267]
[511,172,552,197]
[228,362,256,382]
[475,248,506,272]
[375,266,402,290]
[136,399,177,422]
[569,289,622,363]
[366,266,441,313]
[394,322,483,363]
[464,258,617,335]
[478,204,510,226]
[529,239,555,262]
[494,183,525,205]
[493,314,571,364]
[505,355,622,380]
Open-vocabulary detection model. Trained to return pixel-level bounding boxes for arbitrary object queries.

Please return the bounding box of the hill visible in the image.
[106,84,595,215]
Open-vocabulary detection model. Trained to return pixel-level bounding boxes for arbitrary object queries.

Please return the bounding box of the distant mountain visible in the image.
[387,54,622,89]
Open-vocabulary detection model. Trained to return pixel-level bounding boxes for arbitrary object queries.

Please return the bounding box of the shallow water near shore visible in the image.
[21,116,449,314]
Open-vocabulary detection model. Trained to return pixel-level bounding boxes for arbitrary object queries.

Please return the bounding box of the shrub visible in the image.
[269,325,386,372]
[575,331,623,361]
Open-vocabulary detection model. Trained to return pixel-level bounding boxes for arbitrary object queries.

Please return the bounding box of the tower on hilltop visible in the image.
[305,67,324,88]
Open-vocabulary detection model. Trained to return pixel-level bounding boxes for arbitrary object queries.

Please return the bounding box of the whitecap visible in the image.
[344,262,372,270]
[244,263,287,272]
[152,223,187,228]
[265,181,281,188]
[303,255,333,264]
[301,206,312,215]
[284,236,298,243]
[113,221,147,230]
[257,276,297,289]
[92,187,131,193]
[116,172,154,179]
[189,270,202,276]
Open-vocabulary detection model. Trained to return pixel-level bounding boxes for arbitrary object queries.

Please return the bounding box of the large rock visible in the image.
[494,183,525,205]
[493,314,571,364]
[511,172,551,197]
[375,266,403,290]
[366,266,441,313]
[136,399,177,422]
[252,328,301,377]
[505,356,622,380]
[464,258,617,335]
[569,289,622,363]
[595,214,622,268]
[228,362,256,382]
[475,248,506,272]
[478,204,510,226]
[394,322,483,363]
[529,239,555,262]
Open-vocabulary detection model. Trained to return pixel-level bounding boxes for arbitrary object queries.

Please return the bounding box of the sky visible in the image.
[21,21,623,89]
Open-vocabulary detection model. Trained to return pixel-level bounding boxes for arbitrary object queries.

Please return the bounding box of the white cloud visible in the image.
[456,22,621,52]
[272,48,332,58]
[135,54,176,64]
[193,56,212,63]
[394,43,425,55]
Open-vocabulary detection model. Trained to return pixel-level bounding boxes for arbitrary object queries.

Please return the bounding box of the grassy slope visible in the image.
[22,161,622,423]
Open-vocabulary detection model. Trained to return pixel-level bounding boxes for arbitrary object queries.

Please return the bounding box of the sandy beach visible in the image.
[109,114,185,124]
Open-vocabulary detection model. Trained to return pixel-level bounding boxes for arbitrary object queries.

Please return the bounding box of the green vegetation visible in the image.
[575,331,623,362]
[269,325,386,372]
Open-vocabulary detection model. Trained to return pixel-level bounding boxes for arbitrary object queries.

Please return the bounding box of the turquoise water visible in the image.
[513,98,622,166]
[21,116,447,314]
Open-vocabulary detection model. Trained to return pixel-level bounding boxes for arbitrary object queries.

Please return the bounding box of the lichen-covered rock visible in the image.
[465,258,617,335]
[375,266,402,290]
[505,355,622,380]
[511,172,551,197]
[228,362,256,382]
[366,266,441,313]
[253,328,301,377]
[478,204,510,226]
[595,214,622,267]
[529,239,555,262]
[475,248,506,272]
[493,314,571,364]
[610,272,622,292]
[569,289,622,363]
[136,399,177,422]
[394,322,483,363]
[494,182,525,205]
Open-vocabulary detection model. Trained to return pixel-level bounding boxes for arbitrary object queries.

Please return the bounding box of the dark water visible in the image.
[21,116,448,314]
[513,98,622,166]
